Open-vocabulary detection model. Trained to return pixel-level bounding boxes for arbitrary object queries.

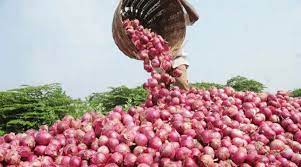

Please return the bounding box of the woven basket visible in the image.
[112,0,187,59]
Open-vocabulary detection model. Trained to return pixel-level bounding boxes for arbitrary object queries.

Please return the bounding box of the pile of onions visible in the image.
[0,19,301,167]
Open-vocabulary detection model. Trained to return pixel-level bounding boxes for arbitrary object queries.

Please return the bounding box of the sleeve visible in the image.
[172,48,189,68]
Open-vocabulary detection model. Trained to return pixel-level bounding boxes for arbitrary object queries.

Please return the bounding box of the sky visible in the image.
[0,0,300,98]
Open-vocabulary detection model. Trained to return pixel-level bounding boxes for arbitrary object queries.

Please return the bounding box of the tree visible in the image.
[291,88,301,97]
[87,86,147,114]
[226,76,265,93]
[191,82,224,89]
[0,83,86,133]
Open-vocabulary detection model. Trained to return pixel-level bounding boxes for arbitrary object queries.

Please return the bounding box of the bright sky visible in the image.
[0,0,300,98]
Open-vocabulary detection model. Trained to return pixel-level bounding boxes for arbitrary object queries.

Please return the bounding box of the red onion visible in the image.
[203,146,215,158]
[79,150,94,160]
[123,153,137,166]
[216,147,230,160]
[142,129,155,140]
[281,148,294,159]
[253,113,266,125]
[180,135,194,149]
[97,146,110,154]
[269,115,280,123]
[91,152,107,165]
[40,156,54,166]
[5,150,21,165]
[270,123,284,135]
[64,128,76,139]
[222,138,232,147]
[191,148,201,157]
[69,156,81,167]
[4,133,16,143]
[200,130,213,144]
[108,138,119,151]
[294,131,301,143]
[160,143,175,159]
[228,145,239,155]
[168,129,180,142]
[98,135,109,146]
[270,139,286,151]
[133,146,146,156]
[291,153,301,166]
[105,163,119,167]
[77,143,87,152]
[199,154,214,167]
[90,139,99,151]
[35,131,52,146]
[160,109,171,120]
[175,147,192,160]
[137,153,153,165]
[150,163,159,167]
[232,151,247,165]
[122,114,134,126]
[57,121,69,134]
[135,133,148,146]
[64,144,79,156]
[0,148,6,162]
[231,129,244,139]
[75,130,85,141]
[115,143,130,155]
[137,163,151,167]
[83,130,96,145]
[34,145,46,156]
[149,137,162,150]
[109,152,123,165]
[232,137,247,147]
[183,157,198,167]
[20,136,35,149]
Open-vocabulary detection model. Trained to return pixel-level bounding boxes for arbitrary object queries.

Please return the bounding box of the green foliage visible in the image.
[226,76,265,93]
[0,129,5,136]
[87,86,147,114]
[191,82,224,89]
[291,88,301,97]
[0,83,87,133]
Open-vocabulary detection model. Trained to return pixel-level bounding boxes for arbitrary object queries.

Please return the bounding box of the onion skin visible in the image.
[199,154,214,167]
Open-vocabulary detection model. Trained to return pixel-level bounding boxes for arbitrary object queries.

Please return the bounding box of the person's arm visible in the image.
[178,0,199,25]
[172,49,190,90]
[174,64,190,90]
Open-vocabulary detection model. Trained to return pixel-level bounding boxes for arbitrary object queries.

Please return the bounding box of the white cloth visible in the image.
[172,49,189,68]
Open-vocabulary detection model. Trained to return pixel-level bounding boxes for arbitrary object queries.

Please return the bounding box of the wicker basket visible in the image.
[112,0,187,59]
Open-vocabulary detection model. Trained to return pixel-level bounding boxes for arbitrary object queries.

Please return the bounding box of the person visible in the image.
[172,0,199,90]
